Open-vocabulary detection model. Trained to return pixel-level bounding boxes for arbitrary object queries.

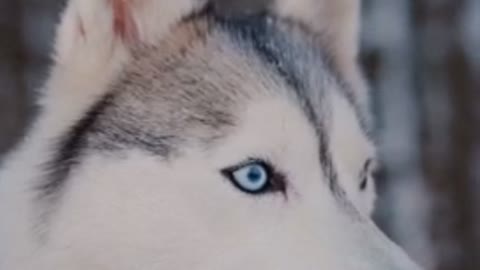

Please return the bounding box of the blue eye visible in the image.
[231,163,269,193]
[222,160,287,195]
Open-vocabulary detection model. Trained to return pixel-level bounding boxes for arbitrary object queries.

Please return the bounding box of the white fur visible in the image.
[0,0,422,269]
[1,95,420,269]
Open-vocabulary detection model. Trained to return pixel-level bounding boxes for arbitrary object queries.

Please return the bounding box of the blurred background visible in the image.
[0,0,478,269]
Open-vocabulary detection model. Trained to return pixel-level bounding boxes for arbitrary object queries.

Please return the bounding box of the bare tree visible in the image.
[362,1,435,268]
[0,0,28,158]
[0,0,64,161]
[414,1,480,269]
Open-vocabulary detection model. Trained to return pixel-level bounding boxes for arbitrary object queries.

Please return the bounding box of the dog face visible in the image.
[0,1,421,269]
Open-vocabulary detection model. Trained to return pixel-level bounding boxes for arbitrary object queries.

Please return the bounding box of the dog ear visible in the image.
[42,0,208,124]
[54,0,208,63]
[272,0,362,68]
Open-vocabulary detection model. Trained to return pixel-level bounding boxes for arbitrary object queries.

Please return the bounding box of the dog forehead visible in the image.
[91,13,363,178]
[101,14,325,143]
[113,12,338,130]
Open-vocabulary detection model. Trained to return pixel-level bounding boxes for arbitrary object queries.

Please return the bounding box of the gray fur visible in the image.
[40,11,368,202]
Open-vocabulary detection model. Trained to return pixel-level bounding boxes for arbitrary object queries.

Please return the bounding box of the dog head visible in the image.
[0,1,422,269]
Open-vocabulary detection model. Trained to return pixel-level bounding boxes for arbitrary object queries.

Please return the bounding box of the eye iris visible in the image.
[233,163,269,192]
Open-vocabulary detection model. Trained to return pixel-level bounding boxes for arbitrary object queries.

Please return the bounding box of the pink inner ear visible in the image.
[110,0,138,42]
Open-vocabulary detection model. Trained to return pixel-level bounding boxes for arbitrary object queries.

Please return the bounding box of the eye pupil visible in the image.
[247,166,263,183]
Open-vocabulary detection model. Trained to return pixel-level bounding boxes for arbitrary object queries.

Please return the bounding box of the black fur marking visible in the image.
[39,94,113,198]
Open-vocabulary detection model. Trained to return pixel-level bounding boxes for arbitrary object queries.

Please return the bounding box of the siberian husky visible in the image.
[0,0,422,269]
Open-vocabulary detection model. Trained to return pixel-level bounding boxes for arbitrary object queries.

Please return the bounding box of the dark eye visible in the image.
[360,174,369,191]
[222,160,287,195]
[360,159,376,191]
